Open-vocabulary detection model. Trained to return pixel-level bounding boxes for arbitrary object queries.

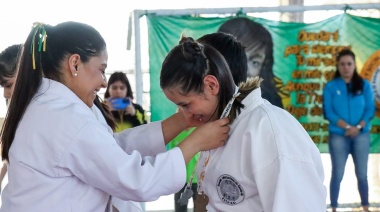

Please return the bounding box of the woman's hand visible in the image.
[345,127,360,137]
[178,118,230,163]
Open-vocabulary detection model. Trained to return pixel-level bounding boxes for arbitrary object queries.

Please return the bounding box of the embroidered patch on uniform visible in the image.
[216,174,244,205]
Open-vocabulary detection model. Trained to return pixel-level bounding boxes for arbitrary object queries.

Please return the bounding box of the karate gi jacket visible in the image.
[0,78,186,212]
[196,88,326,212]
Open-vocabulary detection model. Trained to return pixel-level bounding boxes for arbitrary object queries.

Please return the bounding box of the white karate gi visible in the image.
[0,78,186,212]
[196,88,326,212]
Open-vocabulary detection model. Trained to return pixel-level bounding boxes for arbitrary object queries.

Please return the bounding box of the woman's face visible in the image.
[246,46,266,77]
[338,55,356,80]
[73,50,108,107]
[163,86,219,123]
[1,76,16,101]
[108,80,127,98]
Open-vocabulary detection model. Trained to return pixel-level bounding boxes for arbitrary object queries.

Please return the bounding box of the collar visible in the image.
[36,78,90,109]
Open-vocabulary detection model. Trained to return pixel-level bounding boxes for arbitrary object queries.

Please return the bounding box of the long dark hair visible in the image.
[197,32,247,85]
[334,48,363,94]
[1,22,106,161]
[104,71,133,99]
[218,17,283,108]
[94,95,117,131]
[160,36,243,121]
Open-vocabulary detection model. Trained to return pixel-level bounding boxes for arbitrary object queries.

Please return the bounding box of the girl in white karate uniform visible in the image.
[0,22,230,212]
[160,36,327,212]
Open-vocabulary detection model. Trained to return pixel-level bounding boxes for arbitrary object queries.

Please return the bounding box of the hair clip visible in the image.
[30,22,47,70]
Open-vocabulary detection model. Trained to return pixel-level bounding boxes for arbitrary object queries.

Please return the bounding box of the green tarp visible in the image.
[147,13,380,153]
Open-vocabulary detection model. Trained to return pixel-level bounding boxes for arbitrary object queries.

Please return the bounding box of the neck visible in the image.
[341,76,351,83]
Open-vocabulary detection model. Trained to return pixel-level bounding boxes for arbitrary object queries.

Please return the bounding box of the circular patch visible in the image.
[361,50,380,117]
[216,174,245,205]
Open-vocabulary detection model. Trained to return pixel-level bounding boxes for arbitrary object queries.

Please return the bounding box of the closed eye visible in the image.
[179,104,189,109]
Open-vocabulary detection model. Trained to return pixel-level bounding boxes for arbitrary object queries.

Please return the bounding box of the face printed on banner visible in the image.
[246,47,266,78]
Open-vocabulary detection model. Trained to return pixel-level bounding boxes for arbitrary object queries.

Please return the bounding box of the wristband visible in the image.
[356,125,362,130]
[345,125,351,129]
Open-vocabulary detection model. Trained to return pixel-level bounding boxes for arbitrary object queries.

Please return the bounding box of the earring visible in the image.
[74,73,78,77]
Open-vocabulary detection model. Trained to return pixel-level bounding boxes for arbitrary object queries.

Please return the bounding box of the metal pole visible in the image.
[133,10,143,106]
[135,3,380,16]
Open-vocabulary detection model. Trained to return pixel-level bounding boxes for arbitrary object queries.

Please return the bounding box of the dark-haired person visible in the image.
[195,32,248,211]
[218,17,283,108]
[323,49,375,212]
[160,35,326,212]
[198,32,247,86]
[104,71,147,132]
[0,44,22,193]
[0,21,229,211]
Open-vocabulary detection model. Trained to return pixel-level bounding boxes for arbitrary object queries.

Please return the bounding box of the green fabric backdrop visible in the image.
[147,13,380,153]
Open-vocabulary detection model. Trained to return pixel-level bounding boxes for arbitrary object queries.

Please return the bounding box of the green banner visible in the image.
[147,13,380,153]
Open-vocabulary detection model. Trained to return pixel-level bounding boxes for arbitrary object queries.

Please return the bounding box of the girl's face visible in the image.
[163,79,219,123]
[1,76,16,101]
[246,46,266,78]
[108,80,127,98]
[338,55,356,80]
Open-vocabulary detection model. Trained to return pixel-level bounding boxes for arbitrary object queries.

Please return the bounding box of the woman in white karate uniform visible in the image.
[0,22,230,212]
[160,36,327,212]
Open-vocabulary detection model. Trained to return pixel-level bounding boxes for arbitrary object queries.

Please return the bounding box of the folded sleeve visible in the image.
[113,121,167,156]
[62,122,186,202]
[254,158,326,212]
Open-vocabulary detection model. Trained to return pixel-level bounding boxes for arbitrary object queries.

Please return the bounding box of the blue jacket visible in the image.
[323,77,375,135]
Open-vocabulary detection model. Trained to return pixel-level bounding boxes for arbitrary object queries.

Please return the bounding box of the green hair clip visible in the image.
[30,22,47,70]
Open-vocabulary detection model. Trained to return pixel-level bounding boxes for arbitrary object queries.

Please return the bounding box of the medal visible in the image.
[178,185,194,206]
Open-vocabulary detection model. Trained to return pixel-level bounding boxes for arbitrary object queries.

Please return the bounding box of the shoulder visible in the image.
[238,103,277,133]
[325,78,338,87]
[133,103,145,112]
[362,78,371,87]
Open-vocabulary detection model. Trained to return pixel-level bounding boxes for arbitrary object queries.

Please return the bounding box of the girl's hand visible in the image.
[124,98,136,116]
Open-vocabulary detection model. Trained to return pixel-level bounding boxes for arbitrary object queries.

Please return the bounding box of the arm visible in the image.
[346,81,375,137]
[115,111,189,152]
[360,80,375,126]
[255,158,326,211]
[65,122,187,202]
[250,110,326,211]
[66,118,229,201]
[161,112,189,145]
[114,122,167,156]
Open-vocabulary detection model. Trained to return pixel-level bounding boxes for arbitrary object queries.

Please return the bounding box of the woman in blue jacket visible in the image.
[323,49,375,212]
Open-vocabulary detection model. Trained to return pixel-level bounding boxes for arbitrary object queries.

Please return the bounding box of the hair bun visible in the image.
[179,35,203,60]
